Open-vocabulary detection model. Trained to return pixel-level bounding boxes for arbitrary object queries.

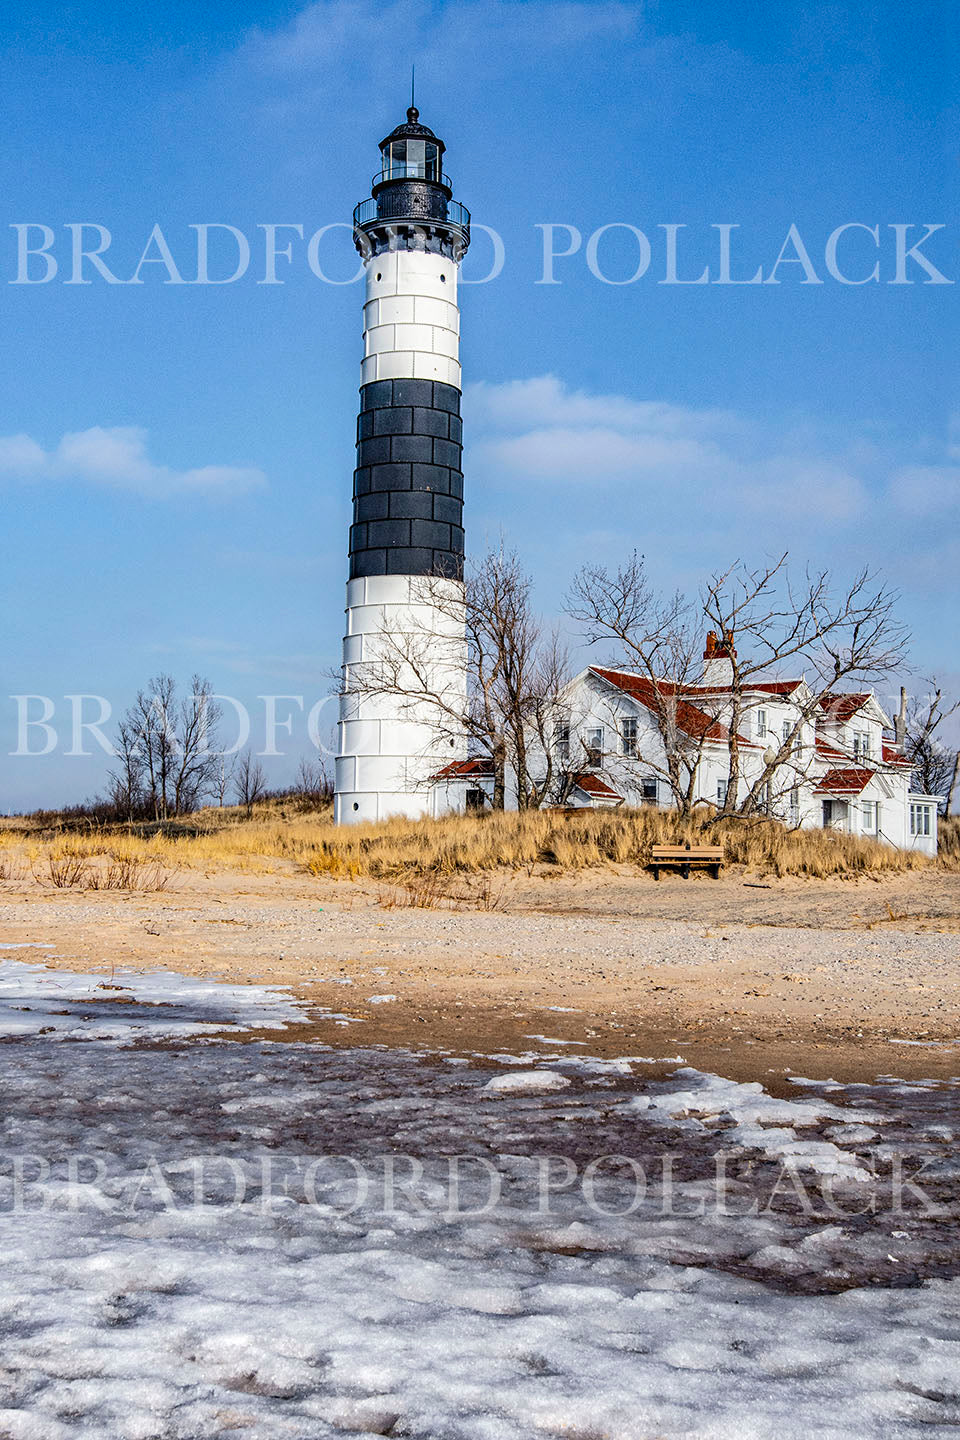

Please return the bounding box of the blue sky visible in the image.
[1,0,957,809]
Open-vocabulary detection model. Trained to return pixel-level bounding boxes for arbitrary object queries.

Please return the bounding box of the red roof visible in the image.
[815,767,875,796]
[589,668,758,748]
[432,758,495,780]
[572,772,623,800]
[815,737,848,761]
[690,679,803,697]
[818,693,871,722]
[752,679,805,695]
[882,744,912,768]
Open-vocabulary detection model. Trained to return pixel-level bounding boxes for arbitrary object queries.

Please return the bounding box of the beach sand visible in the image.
[1,865,958,1088]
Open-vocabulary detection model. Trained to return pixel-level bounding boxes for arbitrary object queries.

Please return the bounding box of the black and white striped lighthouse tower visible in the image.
[334,106,471,824]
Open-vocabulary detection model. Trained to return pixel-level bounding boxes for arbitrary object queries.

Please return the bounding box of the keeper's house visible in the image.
[435,635,941,855]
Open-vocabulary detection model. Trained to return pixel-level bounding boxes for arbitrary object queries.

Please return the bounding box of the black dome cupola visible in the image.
[377,106,447,187]
[353,106,470,260]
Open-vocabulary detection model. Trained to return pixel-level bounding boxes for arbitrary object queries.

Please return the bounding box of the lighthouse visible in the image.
[334,106,471,824]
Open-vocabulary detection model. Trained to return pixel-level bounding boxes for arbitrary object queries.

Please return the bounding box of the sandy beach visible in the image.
[2,865,958,1087]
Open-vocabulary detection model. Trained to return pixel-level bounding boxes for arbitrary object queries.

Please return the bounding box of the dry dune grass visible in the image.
[938,815,960,867]
[1,800,950,884]
[298,807,937,881]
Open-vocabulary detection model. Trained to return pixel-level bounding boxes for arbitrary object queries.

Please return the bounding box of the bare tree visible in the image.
[700,558,909,817]
[107,716,147,820]
[345,549,571,810]
[113,674,223,819]
[134,673,176,820]
[234,749,267,817]
[900,682,960,809]
[214,755,236,808]
[170,676,223,815]
[292,757,333,810]
[567,554,719,817]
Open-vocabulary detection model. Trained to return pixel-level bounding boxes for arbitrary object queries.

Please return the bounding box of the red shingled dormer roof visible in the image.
[882,743,913,768]
[818,693,872,722]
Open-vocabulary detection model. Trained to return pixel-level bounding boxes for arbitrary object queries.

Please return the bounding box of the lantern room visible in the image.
[377,107,447,188]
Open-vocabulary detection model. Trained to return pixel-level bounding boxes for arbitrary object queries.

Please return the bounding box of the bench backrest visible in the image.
[650,845,725,860]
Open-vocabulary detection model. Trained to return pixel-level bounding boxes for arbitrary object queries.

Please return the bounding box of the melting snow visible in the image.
[0,959,307,1042]
[0,959,957,1438]
[482,1070,572,1096]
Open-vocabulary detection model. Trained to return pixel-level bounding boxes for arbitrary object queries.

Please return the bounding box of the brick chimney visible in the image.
[702,629,736,687]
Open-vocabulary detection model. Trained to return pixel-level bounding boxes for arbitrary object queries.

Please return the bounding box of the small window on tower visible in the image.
[440,274,446,283]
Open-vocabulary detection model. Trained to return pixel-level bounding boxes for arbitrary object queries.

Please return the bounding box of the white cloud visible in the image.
[466,374,869,528]
[0,434,47,473]
[244,0,637,75]
[468,375,740,439]
[462,375,960,654]
[0,425,265,498]
[477,425,715,478]
[888,464,960,517]
[948,413,960,462]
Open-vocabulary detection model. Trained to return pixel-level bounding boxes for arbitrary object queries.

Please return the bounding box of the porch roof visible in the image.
[815,767,875,796]
[571,772,624,801]
[432,758,495,780]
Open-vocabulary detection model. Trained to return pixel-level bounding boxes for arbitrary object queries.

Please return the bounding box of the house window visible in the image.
[620,716,638,757]
[861,800,875,831]
[465,788,486,812]
[584,728,604,768]
[717,779,728,806]
[910,803,931,837]
[782,719,792,744]
[554,719,570,764]
[852,730,871,761]
[755,708,767,737]
[640,777,657,804]
[789,787,800,825]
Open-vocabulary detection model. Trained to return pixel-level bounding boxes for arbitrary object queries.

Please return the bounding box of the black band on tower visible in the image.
[350,379,464,579]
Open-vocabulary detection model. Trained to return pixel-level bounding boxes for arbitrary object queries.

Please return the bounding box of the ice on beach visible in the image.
[366,994,397,1004]
[630,1068,887,1178]
[0,958,307,1043]
[523,1033,587,1046]
[482,1070,572,1095]
[0,960,958,1438]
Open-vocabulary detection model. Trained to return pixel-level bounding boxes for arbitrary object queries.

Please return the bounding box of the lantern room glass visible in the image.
[383,139,440,180]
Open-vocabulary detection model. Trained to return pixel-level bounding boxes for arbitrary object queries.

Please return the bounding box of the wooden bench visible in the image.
[649,844,724,880]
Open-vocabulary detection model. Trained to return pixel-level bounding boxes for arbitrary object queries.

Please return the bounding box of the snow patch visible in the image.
[482,1070,572,1096]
